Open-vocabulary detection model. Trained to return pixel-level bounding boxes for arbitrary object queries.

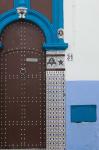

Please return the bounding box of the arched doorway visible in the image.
[0,21,46,149]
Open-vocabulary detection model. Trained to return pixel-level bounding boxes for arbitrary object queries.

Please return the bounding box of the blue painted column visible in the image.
[52,0,67,45]
[14,0,30,8]
[53,0,64,29]
[59,0,64,28]
[52,0,58,29]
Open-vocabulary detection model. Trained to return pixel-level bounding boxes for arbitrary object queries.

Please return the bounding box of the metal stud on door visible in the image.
[0,21,46,149]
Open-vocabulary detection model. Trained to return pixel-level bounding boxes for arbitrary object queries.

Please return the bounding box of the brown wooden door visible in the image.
[0,21,46,149]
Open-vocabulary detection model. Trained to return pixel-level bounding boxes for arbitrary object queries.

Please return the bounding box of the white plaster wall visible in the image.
[64,0,99,150]
[64,0,99,81]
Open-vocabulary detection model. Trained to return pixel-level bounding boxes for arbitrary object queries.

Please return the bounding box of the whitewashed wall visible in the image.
[64,0,99,81]
[64,0,99,149]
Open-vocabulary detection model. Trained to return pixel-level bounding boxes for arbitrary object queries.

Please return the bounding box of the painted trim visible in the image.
[71,105,97,123]
[52,0,64,29]
[0,10,19,32]
[0,9,53,44]
[27,9,54,44]
[14,0,30,8]
[43,43,68,50]
[0,0,68,50]
[59,0,64,28]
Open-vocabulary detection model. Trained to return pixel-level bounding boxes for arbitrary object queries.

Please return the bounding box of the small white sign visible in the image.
[26,58,38,63]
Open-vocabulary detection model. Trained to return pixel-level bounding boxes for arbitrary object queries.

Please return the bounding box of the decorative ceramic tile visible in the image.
[46,70,65,150]
[46,56,65,69]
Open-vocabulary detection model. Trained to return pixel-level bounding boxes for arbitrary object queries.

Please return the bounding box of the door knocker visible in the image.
[20,67,26,75]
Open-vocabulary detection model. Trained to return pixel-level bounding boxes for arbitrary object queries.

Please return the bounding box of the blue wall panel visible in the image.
[71,105,97,122]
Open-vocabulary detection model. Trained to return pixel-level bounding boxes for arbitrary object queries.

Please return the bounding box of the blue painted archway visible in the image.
[0,0,68,50]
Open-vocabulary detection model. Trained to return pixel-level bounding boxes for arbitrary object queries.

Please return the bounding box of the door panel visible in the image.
[0,21,46,149]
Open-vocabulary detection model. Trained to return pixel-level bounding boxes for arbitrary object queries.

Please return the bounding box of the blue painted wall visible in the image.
[66,81,99,150]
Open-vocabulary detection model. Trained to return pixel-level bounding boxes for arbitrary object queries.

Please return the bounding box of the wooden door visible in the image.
[0,21,46,149]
